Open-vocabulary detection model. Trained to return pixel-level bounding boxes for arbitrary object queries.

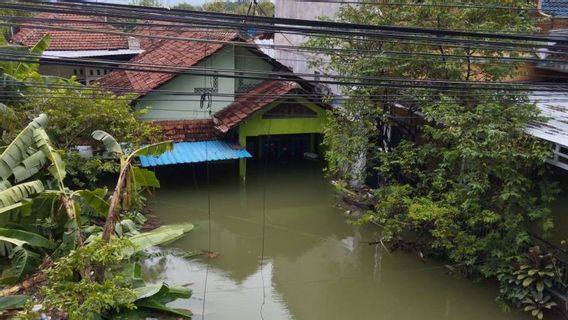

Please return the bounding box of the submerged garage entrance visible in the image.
[245,133,322,161]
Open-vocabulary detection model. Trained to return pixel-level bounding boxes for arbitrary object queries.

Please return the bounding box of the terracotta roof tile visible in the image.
[98,25,238,95]
[11,13,130,50]
[214,81,300,133]
[153,119,219,142]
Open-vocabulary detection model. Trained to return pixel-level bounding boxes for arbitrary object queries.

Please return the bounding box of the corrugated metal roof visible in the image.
[42,49,144,58]
[526,92,568,147]
[540,0,568,18]
[138,140,252,167]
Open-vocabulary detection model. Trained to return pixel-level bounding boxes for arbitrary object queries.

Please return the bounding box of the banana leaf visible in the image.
[0,180,44,208]
[77,189,109,217]
[34,128,66,183]
[91,130,123,155]
[132,284,192,318]
[14,34,50,77]
[125,223,194,257]
[129,141,173,158]
[0,181,11,192]
[0,228,54,249]
[0,295,30,311]
[0,246,41,284]
[12,150,47,183]
[131,167,160,189]
[0,114,47,181]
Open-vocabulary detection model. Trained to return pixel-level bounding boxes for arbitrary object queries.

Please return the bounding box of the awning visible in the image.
[138,141,252,167]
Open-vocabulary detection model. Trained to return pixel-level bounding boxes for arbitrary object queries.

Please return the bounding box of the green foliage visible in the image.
[201,0,274,16]
[91,130,124,156]
[0,295,30,311]
[0,228,53,249]
[21,81,159,149]
[131,284,192,318]
[497,247,562,319]
[306,3,560,316]
[130,0,164,7]
[41,238,138,320]
[1,246,41,284]
[0,181,44,209]
[0,114,47,181]
[17,81,159,187]
[123,223,194,257]
[65,153,119,189]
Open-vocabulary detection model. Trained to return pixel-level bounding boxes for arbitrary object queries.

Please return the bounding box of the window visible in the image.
[97,69,101,76]
[263,101,317,119]
[89,69,94,76]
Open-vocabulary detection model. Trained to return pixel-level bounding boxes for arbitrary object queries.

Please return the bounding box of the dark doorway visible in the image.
[247,134,317,161]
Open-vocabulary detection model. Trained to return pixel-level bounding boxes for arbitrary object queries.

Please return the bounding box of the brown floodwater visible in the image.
[141,161,560,320]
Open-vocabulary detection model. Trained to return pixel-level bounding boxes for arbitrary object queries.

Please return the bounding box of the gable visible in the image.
[262,100,318,119]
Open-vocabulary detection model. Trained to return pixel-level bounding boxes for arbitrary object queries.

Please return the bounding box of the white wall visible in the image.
[274,0,346,97]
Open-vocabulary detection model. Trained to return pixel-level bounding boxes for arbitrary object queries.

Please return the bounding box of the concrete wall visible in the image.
[137,46,236,121]
[274,0,348,97]
[39,64,110,84]
[274,1,340,73]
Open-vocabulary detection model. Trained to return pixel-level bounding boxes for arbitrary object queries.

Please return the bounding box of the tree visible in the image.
[171,2,199,11]
[306,2,558,315]
[200,0,274,16]
[17,80,160,188]
[202,0,226,13]
[130,0,164,7]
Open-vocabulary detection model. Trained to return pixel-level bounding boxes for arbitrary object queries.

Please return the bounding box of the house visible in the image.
[521,17,568,171]
[10,12,142,84]
[97,25,330,179]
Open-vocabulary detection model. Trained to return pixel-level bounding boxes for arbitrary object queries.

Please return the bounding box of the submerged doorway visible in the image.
[246,133,322,161]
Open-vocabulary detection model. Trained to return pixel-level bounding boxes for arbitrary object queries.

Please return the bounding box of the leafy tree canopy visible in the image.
[306,0,557,288]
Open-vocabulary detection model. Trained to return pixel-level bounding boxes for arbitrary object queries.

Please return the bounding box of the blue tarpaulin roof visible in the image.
[138,141,252,167]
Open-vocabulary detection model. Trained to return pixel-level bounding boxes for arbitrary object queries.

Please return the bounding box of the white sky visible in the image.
[97,0,209,5]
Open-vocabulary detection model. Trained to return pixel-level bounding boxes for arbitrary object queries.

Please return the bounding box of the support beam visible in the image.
[239,128,247,181]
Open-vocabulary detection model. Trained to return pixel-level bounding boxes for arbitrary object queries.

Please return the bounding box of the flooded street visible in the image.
[142,162,540,320]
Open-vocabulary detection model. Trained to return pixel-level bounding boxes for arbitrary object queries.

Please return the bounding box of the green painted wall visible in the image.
[137,46,236,121]
[136,46,276,122]
[238,98,326,139]
[238,98,327,179]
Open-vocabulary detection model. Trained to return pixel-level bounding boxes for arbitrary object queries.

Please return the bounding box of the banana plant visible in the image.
[0,34,51,104]
[91,130,172,243]
[0,114,48,216]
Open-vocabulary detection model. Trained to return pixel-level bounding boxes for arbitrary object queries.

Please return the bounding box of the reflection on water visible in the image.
[142,161,538,320]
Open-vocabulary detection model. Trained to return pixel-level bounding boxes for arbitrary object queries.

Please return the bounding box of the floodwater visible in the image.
[142,161,549,320]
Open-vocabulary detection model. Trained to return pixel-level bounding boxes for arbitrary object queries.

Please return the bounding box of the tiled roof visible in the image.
[97,28,238,95]
[11,13,129,50]
[214,81,300,133]
[153,119,220,142]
